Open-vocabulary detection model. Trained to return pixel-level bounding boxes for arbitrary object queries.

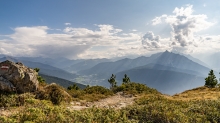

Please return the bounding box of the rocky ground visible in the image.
[67,92,137,110]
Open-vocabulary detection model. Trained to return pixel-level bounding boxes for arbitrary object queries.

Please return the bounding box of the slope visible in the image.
[79,51,210,77]
[116,67,204,95]
[39,73,86,89]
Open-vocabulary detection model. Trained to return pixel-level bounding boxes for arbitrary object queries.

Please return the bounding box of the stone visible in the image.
[0,75,15,92]
[0,60,39,93]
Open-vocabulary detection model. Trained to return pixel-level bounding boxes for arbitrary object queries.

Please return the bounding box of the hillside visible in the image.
[116,67,204,95]
[173,86,220,100]
[78,51,210,94]
[39,73,86,89]
[79,51,210,77]
[65,58,111,73]
[1,80,220,123]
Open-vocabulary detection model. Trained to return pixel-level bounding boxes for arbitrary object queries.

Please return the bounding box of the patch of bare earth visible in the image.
[0,107,21,117]
[68,92,137,110]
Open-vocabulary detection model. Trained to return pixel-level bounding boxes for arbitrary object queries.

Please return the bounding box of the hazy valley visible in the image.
[0,51,218,95]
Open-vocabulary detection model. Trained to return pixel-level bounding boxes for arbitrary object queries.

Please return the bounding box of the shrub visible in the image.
[113,82,160,95]
[67,84,80,90]
[35,83,71,105]
[84,86,113,95]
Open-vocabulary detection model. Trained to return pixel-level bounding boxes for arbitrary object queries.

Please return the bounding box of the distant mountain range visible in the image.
[0,51,213,95]
[116,64,204,94]
[79,51,210,77]
[65,58,111,73]
[78,51,211,94]
[39,73,86,89]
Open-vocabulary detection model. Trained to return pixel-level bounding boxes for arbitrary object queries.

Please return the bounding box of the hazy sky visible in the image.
[0,0,220,59]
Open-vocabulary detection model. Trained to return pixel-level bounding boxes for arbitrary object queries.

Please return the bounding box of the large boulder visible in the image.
[0,60,39,93]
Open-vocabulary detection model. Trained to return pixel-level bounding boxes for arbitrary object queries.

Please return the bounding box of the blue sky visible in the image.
[0,0,220,59]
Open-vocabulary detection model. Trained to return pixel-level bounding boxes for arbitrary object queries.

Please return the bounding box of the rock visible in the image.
[0,60,39,93]
[0,76,15,92]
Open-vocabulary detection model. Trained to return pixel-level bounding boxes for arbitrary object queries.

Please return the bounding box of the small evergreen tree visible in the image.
[108,74,117,89]
[34,68,40,72]
[122,74,130,84]
[205,70,218,88]
[67,84,79,90]
[34,68,46,85]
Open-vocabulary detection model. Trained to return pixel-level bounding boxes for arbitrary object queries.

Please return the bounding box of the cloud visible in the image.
[142,31,161,49]
[152,5,214,47]
[64,23,71,26]
[0,25,141,59]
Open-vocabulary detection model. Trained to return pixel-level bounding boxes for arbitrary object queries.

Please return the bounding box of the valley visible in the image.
[0,51,215,95]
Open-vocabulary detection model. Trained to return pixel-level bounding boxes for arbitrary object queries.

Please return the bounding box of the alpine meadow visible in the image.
[1,0,220,122]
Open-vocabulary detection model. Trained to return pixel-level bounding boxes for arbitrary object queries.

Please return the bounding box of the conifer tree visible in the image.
[205,70,218,88]
[122,74,130,84]
[108,74,117,89]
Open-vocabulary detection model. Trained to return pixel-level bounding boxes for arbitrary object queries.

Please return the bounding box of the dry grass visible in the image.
[172,86,220,101]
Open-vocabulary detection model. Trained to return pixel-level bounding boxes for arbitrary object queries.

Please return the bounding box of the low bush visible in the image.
[113,82,160,95]
[67,86,113,102]
[36,83,71,105]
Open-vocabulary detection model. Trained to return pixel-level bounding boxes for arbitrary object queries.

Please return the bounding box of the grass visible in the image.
[173,86,220,100]
[2,82,220,122]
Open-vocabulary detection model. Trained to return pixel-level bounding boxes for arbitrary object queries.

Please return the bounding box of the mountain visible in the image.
[39,73,86,89]
[152,51,210,76]
[80,51,210,77]
[0,57,78,81]
[182,54,210,68]
[65,58,111,73]
[115,64,204,95]
[78,51,211,94]
[13,56,112,74]
[201,52,220,71]
[15,56,83,69]
[79,56,151,76]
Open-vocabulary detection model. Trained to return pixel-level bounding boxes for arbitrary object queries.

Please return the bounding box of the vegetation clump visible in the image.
[34,68,46,86]
[36,83,71,105]
[67,84,79,90]
[114,82,160,95]
[67,85,113,102]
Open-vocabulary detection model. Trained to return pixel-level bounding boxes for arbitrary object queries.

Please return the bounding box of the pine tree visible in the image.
[205,70,218,88]
[122,74,130,84]
[108,74,117,89]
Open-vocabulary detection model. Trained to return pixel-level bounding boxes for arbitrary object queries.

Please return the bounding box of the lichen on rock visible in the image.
[0,60,39,93]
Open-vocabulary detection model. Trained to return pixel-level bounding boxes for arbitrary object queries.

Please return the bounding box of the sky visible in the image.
[0,0,220,59]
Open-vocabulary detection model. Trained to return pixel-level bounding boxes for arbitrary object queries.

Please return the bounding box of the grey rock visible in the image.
[0,76,15,92]
[0,60,39,93]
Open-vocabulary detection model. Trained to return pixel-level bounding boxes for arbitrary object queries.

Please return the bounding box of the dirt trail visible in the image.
[68,92,137,110]
[0,93,137,116]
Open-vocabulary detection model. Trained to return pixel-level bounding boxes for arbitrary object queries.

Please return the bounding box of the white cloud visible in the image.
[131,29,137,32]
[151,4,215,53]
[64,23,71,26]
[0,25,141,59]
[142,31,161,49]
